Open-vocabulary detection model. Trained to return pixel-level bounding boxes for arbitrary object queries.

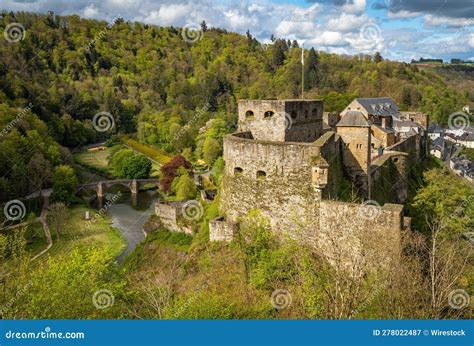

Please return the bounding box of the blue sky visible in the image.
[2,0,473,62]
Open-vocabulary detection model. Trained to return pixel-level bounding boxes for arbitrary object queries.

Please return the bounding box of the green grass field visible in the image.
[73,146,118,175]
[3,205,126,270]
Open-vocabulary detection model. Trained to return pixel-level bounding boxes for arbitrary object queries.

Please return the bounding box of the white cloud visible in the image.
[341,0,366,14]
[83,4,99,19]
[326,13,369,33]
[309,31,347,46]
[424,15,474,27]
[387,10,421,19]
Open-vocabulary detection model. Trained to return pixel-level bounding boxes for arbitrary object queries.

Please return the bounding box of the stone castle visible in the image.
[157,97,428,268]
[208,97,428,267]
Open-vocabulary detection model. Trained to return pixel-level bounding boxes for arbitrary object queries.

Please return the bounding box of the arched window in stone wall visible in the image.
[264,111,274,118]
[234,167,243,175]
[312,108,318,117]
[256,170,266,179]
[245,110,254,118]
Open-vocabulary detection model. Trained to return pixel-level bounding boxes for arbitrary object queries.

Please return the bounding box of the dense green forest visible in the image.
[1,12,473,201]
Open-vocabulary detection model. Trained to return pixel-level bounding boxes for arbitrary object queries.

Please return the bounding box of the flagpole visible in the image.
[301,44,304,99]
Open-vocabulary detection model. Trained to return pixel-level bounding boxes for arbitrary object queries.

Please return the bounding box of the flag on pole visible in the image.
[301,44,304,65]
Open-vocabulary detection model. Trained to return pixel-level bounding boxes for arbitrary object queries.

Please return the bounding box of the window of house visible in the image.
[234,167,243,175]
[256,170,266,179]
[264,111,274,118]
[312,109,318,117]
[356,144,362,149]
[290,111,297,119]
[245,110,254,118]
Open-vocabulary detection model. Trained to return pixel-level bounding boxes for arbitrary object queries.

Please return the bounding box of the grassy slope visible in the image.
[6,205,126,267]
[73,146,119,175]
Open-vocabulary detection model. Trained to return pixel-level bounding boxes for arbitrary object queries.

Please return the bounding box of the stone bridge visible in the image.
[78,179,160,197]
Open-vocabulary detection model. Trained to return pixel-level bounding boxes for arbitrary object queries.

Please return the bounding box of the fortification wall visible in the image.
[314,132,343,198]
[370,152,409,204]
[223,132,321,178]
[386,134,420,164]
[400,111,429,129]
[318,201,404,269]
[209,217,237,242]
[155,202,193,235]
[221,133,324,239]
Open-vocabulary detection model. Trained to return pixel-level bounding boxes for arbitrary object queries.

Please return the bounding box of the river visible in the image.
[82,186,159,262]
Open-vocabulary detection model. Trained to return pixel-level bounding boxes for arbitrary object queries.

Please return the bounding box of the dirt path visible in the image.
[30,196,52,261]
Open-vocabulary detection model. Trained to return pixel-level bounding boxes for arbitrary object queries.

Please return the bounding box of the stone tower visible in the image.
[336,110,371,196]
[237,99,323,142]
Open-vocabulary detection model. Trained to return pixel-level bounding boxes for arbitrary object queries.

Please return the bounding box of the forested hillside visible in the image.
[0,11,472,201]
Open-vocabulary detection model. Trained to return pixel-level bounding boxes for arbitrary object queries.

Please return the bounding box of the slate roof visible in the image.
[428,123,444,133]
[336,110,370,127]
[355,97,400,117]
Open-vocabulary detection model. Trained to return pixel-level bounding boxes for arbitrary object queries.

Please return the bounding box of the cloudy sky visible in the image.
[2,0,474,62]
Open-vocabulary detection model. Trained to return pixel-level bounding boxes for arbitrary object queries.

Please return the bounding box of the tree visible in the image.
[374,52,383,63]
[27,152,52,193]
[111,148,152,179]
[174,172,197,200]
[51,165,78,203]
[47,202,68,240]
[202,137,221,165]
[160,155,192,193]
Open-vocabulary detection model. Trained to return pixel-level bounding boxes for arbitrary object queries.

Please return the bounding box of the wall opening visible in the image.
[264,111,274,118]
[234,167,243,175]
[245,110,254,118]
[312,109,318,117]
[256,170,266,180]
[290,111,297,119]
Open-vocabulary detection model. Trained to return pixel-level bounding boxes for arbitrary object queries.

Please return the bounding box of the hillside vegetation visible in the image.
[1,11,473,201]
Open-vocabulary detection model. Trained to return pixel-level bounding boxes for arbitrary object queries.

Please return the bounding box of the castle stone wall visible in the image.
[386,134,420,164]
[237,100,323,142]
[370,152,409,204]
[318,201,404,270]
[155,202,193,235]
[209,217,237,242]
